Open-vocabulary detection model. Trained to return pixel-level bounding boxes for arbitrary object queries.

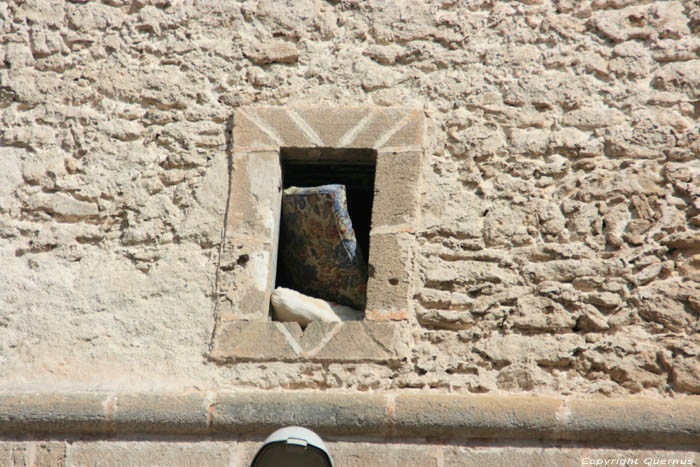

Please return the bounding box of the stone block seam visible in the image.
[1,392,699,445]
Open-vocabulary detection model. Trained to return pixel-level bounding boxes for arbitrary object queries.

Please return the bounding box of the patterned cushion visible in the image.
[278,184,367,309]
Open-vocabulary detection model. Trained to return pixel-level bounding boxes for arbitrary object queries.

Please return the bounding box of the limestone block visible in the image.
[576,305,610,332]
[39,442,68,466]
[565,398,700,443]
[217,240,275,321]
[298,321,339,353]
[0,148,23,215]
[30,27,68,58]
[392,393,561,439]
[25,192,98,220]
[610,41,651,78]
[112,393,209,434]
[416,308,475,330]
[625,218,653,238]
[3,43,34,69]
[580,51,609,77]
[497,362,553,391]
[0,442,67,467]
[550,128,603,156]
[482,207,533,247]
[372,150,422,228]
[652,60,700,99]
[418,288,451,308]
[248,107,316,147]
[2,125,57,151]
[366,232,413,321]
[464,285,532,314]
[211,392,387,436]
[632,262,664,285]
[659,231,700,249]
[474,334,585,368]
[293,106,376,147]
[0,442,24,466]
[241,0,321,41]
[442,446,582,467]
[312,321,409,362]
[332,442,439,467]
[506,127,549,155]
[523,259,626,284]
[663,162,696,184]
[511,296,577,332]
[219,151,281,321]
[232,112,280,150]
[589,6,654,43]
[562,107,625,131]
[210,321,302,361]
[652,37,700,63]
[210,320,408,363]
[67,2,124,31]
[363,44,401,65]
[381,111,425,148]
[67,441,232,467]
[0,393,107,434]
[630,292,694,332]
[537,201,567,237]
[226,151,281,238]
[585,292,623,310]
[360,58,401,91]
[348,108,418,149]
[648,1,692,39]
[678,254,700,282]
[423,257,519,289]
[98,119,144,141]
[457,125,508,157]
[672,357,700,394]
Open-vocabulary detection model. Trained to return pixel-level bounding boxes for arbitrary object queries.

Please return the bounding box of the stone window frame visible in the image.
[210,105,425,364]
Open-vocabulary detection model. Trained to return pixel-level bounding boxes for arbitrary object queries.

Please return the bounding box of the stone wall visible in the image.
[1,0,699,400]
[2,440,699,467]
[2,439,698,467]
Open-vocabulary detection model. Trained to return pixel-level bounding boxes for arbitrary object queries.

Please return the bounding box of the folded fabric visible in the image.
[277,184,368,309]
[271,287,363,327]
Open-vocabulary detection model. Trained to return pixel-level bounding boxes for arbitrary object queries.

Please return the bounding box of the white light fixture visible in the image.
[250,426,333,467]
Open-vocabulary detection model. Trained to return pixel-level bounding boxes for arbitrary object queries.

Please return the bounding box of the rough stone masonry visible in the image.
[1,0,699,402]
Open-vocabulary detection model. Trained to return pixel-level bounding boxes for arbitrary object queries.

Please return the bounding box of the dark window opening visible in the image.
[275,147,377,308]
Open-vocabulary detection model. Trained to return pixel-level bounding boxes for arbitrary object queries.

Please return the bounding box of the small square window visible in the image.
[211,106,425,363]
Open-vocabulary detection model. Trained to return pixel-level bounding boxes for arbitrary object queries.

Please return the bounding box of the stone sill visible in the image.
[1,391,700,445]
[209,320,410,363]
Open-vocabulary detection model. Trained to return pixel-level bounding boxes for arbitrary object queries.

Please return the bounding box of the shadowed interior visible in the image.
[276,147,377,298]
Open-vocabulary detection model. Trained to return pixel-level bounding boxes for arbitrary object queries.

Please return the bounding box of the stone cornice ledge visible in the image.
[1,392,699,445]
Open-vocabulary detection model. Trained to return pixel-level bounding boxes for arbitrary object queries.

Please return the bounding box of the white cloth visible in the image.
[270,287,363,327]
